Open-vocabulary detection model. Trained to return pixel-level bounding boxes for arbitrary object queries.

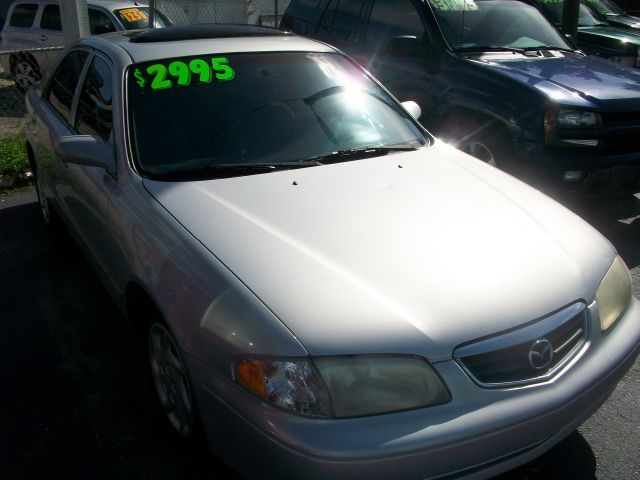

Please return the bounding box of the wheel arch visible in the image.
[125,281,164,334]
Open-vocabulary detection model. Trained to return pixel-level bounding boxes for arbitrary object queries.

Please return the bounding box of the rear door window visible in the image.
[45,50,89,123]
[316,0,366,42]
[75,56,114,141]
[40,4,62,30]
[280,0,324,33]
[366,0,424,46]
[89,9,117,34]
[9,3,38,27]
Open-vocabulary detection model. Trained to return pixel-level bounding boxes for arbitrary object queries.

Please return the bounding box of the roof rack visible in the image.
[129,24,292,43]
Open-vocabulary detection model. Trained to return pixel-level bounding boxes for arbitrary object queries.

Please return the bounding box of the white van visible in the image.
[0,0,172,89]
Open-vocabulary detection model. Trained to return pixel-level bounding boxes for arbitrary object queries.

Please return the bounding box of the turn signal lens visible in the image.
[236,359,267,399]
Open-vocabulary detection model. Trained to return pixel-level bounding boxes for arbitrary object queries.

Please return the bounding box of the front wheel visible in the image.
[148,322,196,437]
[10,54,42,92]
[440,115,517,174]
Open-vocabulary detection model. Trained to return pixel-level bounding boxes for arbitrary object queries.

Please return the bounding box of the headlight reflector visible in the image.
[235,358,331,417]
[235,355,451,418]
[596,256,632,331]
[557,110,601,127]
[313,355,450,418]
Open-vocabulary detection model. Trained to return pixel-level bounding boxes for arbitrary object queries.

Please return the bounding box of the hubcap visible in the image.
[13,60,38,90]
[148,323,194,436]
[466,141,497,167]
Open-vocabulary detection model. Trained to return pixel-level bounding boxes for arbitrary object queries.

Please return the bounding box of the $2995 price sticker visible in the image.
[133,57,235,91]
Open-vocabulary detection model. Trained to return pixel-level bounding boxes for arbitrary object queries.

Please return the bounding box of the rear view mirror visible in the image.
[401,101,421,120]
[54,135,116,173]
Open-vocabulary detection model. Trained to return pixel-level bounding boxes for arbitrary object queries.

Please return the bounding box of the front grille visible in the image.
[454,303,588,387]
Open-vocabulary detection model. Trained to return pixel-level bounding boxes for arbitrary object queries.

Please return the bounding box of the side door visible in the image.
[31,48,90,222]
[37,3,65,73]
[63,52,119,288]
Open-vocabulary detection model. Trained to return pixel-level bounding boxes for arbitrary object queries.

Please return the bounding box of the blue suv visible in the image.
[282,0,640,188]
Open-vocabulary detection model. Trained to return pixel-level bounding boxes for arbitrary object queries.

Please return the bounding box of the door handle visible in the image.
[39,35,47,42]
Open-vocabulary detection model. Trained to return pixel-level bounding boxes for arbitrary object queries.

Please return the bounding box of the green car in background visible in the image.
[538,0,640,67]
[586,0,640,29]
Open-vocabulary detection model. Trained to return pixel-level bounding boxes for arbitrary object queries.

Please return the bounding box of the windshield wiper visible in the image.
[521,45,583,56]
[303,145,417,165]
[149,160,323,180]
[454,46,526,54]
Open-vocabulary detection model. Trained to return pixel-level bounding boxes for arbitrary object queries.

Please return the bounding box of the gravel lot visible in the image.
[1,186,638,480]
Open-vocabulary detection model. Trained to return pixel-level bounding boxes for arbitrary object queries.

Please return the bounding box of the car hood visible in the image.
[578,24,640,43]
[603,14,640,29]
[475,53,640,104]
[144,143,614,358]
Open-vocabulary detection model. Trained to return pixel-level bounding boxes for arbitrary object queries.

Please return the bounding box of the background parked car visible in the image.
[536,0,640,67]
[612,0,640,14]
[0,0,172,90]
[586,0,640,29]
[281,0,640,189]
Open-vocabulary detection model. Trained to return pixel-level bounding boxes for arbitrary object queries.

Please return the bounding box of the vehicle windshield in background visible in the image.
[114,7,172,29]
[127,52,427,179]
[586,0,625,15]
[428,0,574,50]
[539,0,609,26]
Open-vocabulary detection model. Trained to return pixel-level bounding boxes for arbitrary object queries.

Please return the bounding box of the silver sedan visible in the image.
[25,24,640,480]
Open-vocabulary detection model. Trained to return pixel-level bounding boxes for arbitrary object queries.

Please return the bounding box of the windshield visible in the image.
[428,0,573,51]
[539,0,608,26]
[114,7,172,29]
[127,52,427,179]
[585,0,625,15]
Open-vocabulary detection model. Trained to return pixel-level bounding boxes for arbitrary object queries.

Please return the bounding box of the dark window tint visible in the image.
[40,4,61,30]
[330,0,366,41]
[280,0,323,33]
[366,0,423,47]
[89,9,116,34]
[128,52,427,179]
[46,50,89,122]
[76,57,113,141]
[9,3,37,27]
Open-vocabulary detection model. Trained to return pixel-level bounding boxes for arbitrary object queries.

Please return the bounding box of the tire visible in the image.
[10,54,42,92]
[440,114,517,174]
[148,322,198,438]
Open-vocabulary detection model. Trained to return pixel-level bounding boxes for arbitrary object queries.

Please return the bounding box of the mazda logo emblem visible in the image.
[528,338,554,370]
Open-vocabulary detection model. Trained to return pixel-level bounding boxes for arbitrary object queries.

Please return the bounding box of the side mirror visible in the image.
[54,135,116,173]
[387,35,424,58]
[401,101,422,120]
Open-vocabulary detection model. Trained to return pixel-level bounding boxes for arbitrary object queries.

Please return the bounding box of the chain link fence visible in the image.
[156,0,291,27]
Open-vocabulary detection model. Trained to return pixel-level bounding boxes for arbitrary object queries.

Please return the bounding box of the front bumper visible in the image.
[517,141,640,189]
[187,299,640,480]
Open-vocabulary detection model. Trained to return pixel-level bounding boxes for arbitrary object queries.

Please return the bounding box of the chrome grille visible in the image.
[454,303,588,387]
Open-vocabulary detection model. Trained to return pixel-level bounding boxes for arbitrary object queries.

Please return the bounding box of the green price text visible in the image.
[134,56,235,91]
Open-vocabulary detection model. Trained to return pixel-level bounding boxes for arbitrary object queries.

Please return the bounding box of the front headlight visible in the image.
[596,256,633,331]
[557,110,602,127]
[235,355,450,418]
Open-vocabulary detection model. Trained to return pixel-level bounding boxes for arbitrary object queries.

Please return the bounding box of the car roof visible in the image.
[81,24,336,64]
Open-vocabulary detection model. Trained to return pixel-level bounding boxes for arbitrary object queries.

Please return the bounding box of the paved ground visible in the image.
[1,186,638,480]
